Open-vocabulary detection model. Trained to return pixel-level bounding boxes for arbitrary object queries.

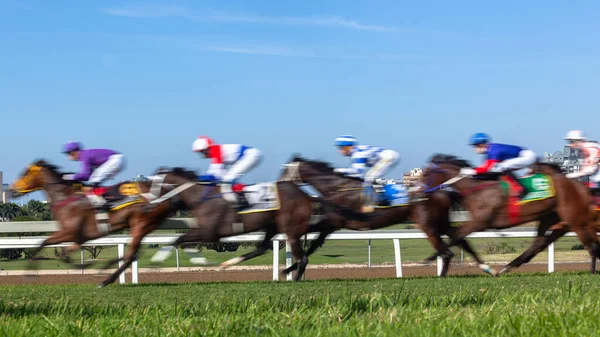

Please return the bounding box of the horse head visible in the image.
[422,154,473,191]
[10,159,67,197]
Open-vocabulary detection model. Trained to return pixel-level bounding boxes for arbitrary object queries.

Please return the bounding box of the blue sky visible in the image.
[1,0,599,187]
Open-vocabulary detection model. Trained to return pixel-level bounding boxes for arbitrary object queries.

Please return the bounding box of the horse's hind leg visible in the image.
[499,213,564,275]
[220,224,278,269]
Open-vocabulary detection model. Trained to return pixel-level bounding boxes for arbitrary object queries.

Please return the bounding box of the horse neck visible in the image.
[41,170,74,201]
[300,170,360,197]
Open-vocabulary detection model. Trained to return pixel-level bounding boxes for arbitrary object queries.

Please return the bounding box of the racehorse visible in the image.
[10,160,180,287]
[148,167,324,281]
[274,156,495,277]
[420,154,600,274]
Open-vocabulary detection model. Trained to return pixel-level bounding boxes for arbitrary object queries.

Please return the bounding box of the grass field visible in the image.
[0,272,599,336]
[0,234,590,271]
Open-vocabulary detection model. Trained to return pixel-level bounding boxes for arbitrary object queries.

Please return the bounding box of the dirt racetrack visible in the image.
[0,262,592,286]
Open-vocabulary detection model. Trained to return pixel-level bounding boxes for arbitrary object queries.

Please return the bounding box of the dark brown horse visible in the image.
[420,154,600,274]
[273,156,495,277]
[148,168,322,281]
[10,160,179,287]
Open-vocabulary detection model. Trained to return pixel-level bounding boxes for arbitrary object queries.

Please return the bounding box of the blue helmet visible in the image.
[62,141,83,153]
[468,133,491,146]
[334,135,357,147]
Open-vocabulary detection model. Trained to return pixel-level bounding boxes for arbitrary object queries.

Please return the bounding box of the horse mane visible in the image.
[535,162,564,174]
[430,154,473,168]
[33,159,65,180]
[154,167,198,180]
[290,155,364,182]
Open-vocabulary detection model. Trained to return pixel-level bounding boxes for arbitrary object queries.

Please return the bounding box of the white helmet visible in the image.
[192,136,214,152]
[564,130,587,141]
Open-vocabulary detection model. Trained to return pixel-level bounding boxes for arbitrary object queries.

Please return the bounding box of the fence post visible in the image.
[175,246,180,272]
[437,256,443,276]
[460,248,464,265]
[548,242,555,273]
[285,241,292,281]
[118,244,126,284]
[80,249,84,275]
[393,239,402,278]
[368,239,372,268]
[132,259,139,284]
[272,240,279,281]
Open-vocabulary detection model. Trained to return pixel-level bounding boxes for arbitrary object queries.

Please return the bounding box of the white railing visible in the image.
[0,229,577,285]
[0,212,473,233]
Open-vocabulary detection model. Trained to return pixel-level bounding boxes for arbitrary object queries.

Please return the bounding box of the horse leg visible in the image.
[287,236,308,282]
[444,226,496,276]
[498,213,563,274]
[26,230,77,272]
[420,226,453,277]
[220,224,278,269]
[584,219,600,274]
[283,228,334,276]
[60,243,97,269]
[454,238,497,276]
[97,219,151,287]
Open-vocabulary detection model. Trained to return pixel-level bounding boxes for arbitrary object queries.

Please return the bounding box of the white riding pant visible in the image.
[88,154,125,185]
[364,150,400,183]
[491,150,536,178]
[583,165,600,185]
[222,148,262,183]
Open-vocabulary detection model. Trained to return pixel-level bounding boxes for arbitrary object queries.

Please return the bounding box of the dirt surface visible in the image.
[0,263,592,286]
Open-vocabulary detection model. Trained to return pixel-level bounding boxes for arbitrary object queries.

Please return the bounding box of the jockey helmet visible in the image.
[468,133,491,146]
[192,136,214,152]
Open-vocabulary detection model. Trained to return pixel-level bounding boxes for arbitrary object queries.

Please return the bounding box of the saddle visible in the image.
[85,182,143,211]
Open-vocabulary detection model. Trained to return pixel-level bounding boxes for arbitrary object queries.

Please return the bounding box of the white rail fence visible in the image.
[0,229,577,285]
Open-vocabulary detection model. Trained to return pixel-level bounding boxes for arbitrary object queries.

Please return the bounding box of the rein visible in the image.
[461,182,499,196]
[50,196,82,211]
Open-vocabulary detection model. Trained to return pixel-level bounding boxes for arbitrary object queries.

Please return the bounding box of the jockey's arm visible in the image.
[474,159,499,174]
[73,160,93,181]
[344,152,368,177]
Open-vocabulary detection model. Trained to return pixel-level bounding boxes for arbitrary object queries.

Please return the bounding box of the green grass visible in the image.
[1,273,599,336]
[0,235,589,271]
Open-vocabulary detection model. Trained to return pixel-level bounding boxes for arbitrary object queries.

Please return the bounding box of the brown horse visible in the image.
[148,168,324,281]
[10,160,179,287]
[420,154,600,274]
[274,156,495,277]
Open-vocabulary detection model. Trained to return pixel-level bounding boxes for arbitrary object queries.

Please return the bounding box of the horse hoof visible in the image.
[97,283,107,289]
[220,257,244,269]
[498,267,510,275]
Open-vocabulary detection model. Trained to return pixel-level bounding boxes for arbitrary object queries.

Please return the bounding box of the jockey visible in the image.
[62,142,125,187]
[460,133,536,199]
[564,130,600,188]
[62,141,126,209]
[333,135,399,212]
[192,136,262,208]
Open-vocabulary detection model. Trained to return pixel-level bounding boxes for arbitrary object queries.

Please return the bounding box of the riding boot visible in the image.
[361,183,375,213]
[236,191,250,211]
[505,171,529,199]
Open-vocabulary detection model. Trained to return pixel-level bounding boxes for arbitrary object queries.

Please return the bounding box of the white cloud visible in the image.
[201,45,301,57]
[105,5,403,33]
[211,14,404,33]
[106,4,190,18]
